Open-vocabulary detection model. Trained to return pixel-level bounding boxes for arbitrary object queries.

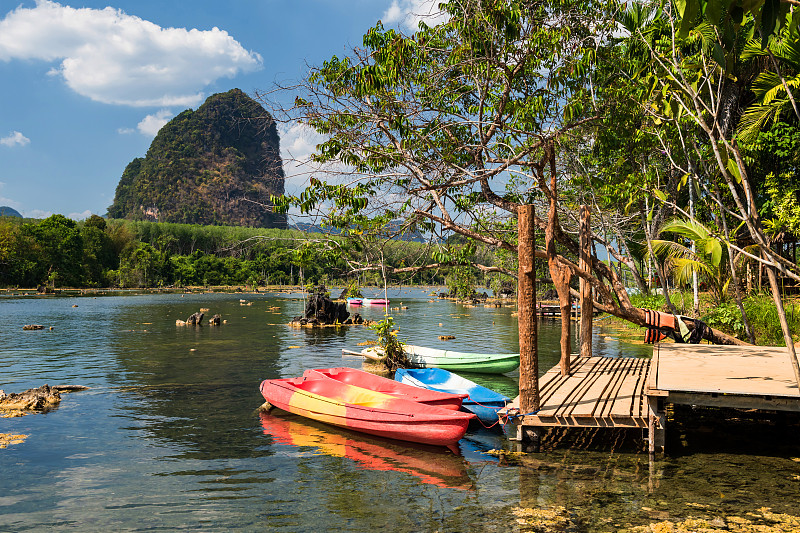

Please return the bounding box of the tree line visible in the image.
[0,214,454,289]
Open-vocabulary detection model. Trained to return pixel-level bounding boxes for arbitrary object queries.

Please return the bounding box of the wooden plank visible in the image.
[575,358,629,418]
[656,344,800,398]
[538,356,594,405]
[605,358,640,417]
[538,357,613,416]
[505,356,651,429]
[632,358,650,418]
[665,391,800,412]
[540,358,599,415]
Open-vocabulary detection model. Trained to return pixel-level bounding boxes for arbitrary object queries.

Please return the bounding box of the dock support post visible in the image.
[647,396,665,455]
[518,204,539,442]
[579,205,592,358]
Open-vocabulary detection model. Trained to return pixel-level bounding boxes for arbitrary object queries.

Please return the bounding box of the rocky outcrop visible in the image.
[107,89,286,228]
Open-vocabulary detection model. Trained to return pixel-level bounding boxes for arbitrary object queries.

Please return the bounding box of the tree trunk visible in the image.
[641,202,678,314]
[545,152,571,376]
[765,266,800,385]
[580,205,593,358]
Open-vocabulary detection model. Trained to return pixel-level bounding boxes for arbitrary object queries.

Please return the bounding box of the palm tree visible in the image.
[650,218,730,305]
[737,22,800,143]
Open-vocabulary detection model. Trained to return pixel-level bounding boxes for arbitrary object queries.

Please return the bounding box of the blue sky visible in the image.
[0,0,442,220]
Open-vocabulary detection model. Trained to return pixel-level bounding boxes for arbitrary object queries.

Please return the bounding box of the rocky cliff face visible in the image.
[108,89,286,228]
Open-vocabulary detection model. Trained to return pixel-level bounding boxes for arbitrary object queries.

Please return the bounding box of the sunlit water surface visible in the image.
[1,289,798,531]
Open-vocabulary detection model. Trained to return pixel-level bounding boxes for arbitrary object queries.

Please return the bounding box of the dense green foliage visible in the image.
[107,89,286,228]
[0,215,451,289]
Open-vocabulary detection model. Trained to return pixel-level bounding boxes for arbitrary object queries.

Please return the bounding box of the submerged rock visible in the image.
[0,384,61,413]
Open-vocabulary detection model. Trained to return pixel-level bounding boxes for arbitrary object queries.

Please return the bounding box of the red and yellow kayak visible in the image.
[259,375,475,446]
[304,367,466,410]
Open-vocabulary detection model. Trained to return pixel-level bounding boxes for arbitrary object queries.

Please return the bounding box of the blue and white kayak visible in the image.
[395,368,510,426]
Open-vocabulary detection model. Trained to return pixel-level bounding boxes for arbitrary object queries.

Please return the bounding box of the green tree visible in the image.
[22,214,84,287]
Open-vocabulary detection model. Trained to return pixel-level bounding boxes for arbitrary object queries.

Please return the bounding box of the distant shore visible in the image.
[0,285,445,297]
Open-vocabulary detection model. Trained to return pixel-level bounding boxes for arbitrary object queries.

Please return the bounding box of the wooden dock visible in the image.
[535,304,598,318]
[501,356,655,445]
[502,344,800,453]
[648,344,800,411]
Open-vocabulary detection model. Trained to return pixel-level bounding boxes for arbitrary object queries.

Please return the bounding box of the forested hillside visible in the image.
[107,89,286,228]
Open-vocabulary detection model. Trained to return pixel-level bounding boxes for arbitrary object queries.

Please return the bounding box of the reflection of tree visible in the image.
[110,296,284,460]
[295,324,349,345]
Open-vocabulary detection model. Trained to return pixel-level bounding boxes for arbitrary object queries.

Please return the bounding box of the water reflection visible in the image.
[4,291,797,532]
[259,411,475,490]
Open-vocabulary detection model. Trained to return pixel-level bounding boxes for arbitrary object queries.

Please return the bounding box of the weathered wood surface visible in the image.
[517,204,539,414]
[579,205,592,358]
[505,356,651,428]
[651,344,800,398]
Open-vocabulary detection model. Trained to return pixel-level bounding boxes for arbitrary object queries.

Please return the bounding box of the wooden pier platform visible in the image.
[648,344,800,411]
[501,356,654,442]
[502,344,800,454]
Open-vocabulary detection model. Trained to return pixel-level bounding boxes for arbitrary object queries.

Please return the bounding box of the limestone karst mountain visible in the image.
[108,89,286,228]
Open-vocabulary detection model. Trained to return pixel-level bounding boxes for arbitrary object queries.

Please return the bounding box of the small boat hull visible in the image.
[259,375,475,446]
[395,368,510,426]
[346,298,363,306]
[362,298,389,305]
[305,367,466,410]
[359,344,520,374]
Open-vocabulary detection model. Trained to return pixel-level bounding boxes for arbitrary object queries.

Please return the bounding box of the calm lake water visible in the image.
[1,289,799,532]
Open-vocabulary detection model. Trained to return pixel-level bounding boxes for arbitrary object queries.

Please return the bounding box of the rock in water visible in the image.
[0,385,61,412]
[186,311,204,325]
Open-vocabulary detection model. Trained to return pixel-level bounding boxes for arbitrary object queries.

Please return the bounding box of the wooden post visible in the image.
[647,396,665,455]
[579,205,593,358]
[518,205,539,418]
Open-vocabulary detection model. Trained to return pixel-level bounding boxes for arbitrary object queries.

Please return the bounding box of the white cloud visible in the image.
[0,130,30,147]
[27,209,53,219]
[0,1,262,107]
[117,127,135,135]
[137,109,173,137]
[278,121,327,188]
[382,0,448,31]
[67,209,92,220]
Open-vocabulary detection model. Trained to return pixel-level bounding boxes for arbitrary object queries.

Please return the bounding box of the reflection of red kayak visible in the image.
[259,375,475,446]
[259,412,473,490]
[305,367,466,410]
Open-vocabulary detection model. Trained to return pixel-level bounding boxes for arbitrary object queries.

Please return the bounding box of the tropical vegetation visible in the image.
[0,214,450,290]
[259,0,800,347]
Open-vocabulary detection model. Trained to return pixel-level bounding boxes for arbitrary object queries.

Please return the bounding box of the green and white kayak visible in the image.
[355,344,520,374]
